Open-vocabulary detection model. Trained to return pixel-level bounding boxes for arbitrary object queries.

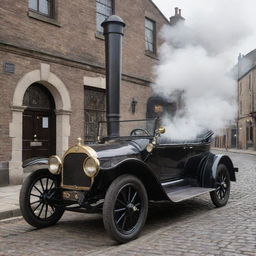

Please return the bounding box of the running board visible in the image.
[165,186,215,203]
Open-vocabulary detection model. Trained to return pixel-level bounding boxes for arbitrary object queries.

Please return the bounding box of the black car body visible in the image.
[20,118,238,243]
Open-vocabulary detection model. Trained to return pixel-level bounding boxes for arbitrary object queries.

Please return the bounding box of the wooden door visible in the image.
[22,83,56,161]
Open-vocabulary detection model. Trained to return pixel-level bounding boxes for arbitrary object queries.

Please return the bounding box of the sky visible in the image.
[152,0,256,59]
[149,0,256,139]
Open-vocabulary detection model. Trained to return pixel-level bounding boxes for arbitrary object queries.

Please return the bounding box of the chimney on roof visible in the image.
[169,7,185,26]
[238,53,242,62]
[175,7,179,16]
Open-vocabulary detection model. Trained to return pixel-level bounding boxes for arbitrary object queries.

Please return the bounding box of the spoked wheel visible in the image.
[20,169,64,228]
[210,164,230,207]
[103,174,148,243]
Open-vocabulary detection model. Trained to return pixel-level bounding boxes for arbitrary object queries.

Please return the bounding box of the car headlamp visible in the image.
[83,157,100,178]
[48,155,62,175]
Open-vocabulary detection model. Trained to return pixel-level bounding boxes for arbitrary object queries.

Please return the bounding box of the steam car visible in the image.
[20,119,237,243]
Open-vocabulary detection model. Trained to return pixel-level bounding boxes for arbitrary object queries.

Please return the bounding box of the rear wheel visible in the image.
[103,174,148,243]
[20,169,64,228]
[210,164,230,207]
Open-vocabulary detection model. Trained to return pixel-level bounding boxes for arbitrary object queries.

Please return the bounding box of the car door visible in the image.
[148,143,189,182]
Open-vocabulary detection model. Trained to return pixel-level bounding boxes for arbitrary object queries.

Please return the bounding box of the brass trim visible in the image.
[83,156,100,178]
[61,143,98,190]
[63,144,98,159]
[48,155,62,175]
[61,183,92,191]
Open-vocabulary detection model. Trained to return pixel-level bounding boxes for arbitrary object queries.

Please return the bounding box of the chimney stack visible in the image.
[175,7,179,16]
[102,15,125,137]
[170,7,185,25]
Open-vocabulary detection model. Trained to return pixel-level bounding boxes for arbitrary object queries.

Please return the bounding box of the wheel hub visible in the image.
[126,203,138,215]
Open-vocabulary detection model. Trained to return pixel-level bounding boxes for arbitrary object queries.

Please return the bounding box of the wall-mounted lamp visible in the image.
[131,98,137,114]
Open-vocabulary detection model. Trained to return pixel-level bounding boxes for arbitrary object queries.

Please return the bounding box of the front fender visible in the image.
[22,157,49,173]
[97,158,169,201]
[22,157,48,168]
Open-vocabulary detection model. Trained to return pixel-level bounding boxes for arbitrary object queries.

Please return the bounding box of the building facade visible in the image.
[237,50,256,150]
[213,49,256,150]
[0,0,171,185]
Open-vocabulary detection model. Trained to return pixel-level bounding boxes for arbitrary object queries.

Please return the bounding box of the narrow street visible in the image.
[0,151,255,256]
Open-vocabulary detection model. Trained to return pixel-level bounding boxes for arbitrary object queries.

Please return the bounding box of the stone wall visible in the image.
[0,0,168,184]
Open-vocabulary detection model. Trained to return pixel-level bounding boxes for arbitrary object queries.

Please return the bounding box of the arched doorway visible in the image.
[22,83,56,161]
[9,64,71,184]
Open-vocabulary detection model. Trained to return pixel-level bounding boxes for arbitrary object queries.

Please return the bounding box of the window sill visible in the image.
[28,11,61,27]
[95,31,105,40]
[145,51,159,60]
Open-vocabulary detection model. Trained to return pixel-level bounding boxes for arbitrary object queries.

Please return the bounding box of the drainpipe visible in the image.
[102,15,125,137]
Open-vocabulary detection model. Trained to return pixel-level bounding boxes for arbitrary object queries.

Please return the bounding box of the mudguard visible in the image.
[98,158,169,201]
[201,153,237,188]
[22,157,49,172]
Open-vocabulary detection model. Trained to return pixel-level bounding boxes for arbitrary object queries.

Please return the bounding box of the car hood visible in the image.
[89,139,150,159]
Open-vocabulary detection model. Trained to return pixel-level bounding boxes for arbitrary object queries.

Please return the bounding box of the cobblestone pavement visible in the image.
[0,151,255,256]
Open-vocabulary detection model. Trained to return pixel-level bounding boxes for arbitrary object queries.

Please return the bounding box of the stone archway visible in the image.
[9,63,72,184]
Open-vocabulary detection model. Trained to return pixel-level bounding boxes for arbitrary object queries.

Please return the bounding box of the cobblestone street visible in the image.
[0,151,255,256]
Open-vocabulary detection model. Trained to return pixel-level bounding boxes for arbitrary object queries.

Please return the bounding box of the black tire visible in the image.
[19,169,65,228]
[103,174,148,243]
[210,164,230,207]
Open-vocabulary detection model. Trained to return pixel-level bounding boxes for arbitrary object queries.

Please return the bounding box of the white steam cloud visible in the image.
[152,0,255,140]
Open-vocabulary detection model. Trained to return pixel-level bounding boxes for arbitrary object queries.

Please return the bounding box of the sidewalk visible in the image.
[212,147,256,156]
[0,185,21,220]
[0,147,255,222]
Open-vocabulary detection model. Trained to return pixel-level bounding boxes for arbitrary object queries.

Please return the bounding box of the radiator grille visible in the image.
[62,153,92,189]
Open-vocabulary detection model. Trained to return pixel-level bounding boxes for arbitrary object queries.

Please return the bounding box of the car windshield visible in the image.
[97,119,157,139]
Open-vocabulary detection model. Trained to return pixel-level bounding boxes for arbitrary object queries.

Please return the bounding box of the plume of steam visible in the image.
[152,2,255,140]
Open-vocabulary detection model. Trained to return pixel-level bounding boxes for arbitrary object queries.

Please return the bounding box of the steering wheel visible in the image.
[130,128,150,136]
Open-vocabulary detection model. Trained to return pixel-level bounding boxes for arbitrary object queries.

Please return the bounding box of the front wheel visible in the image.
[19,169,65,228]
[103,174,148,243]
[210,164,230,207]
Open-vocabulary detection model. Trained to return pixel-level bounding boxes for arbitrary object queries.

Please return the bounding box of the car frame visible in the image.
[20,118,238,243]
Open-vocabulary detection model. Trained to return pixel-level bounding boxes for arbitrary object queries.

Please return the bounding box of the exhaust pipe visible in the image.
[102,15,125,137]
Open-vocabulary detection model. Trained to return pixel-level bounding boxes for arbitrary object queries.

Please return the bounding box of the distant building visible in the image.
[237,49,256,150]
[214,49,256,150]
[0,0,174,185]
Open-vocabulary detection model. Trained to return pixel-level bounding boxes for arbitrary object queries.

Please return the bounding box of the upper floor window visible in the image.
[145,18,156,53]
[29,0,54,17]
[239,82,242,95]
[96,0,113,34]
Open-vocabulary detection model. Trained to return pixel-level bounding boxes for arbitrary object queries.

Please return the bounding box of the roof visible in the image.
[236,49,256,80]
[148,0,170,24]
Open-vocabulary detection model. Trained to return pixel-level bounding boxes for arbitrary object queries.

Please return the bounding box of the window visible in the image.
[96,0,113,34]
[249,74,252,90]
[145,18,156,53]
[29,0,54,17]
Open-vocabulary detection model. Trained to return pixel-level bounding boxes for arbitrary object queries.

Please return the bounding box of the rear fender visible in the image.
[212,155,237,182]
[201,154,237,188]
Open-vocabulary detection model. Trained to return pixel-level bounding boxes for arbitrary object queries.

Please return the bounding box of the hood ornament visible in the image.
[77,137,82,145]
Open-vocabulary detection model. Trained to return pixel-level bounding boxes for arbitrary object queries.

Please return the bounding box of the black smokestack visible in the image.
[102,15,125,137]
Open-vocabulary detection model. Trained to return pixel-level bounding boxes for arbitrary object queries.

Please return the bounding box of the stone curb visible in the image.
[0,208,21,221]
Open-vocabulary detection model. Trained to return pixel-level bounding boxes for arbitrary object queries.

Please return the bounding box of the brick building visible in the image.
[214,49,256,151]
[237,49,256,150]
[0,0,177,185]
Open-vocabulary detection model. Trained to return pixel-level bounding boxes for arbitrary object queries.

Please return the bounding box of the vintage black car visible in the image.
[20,118,237,243]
